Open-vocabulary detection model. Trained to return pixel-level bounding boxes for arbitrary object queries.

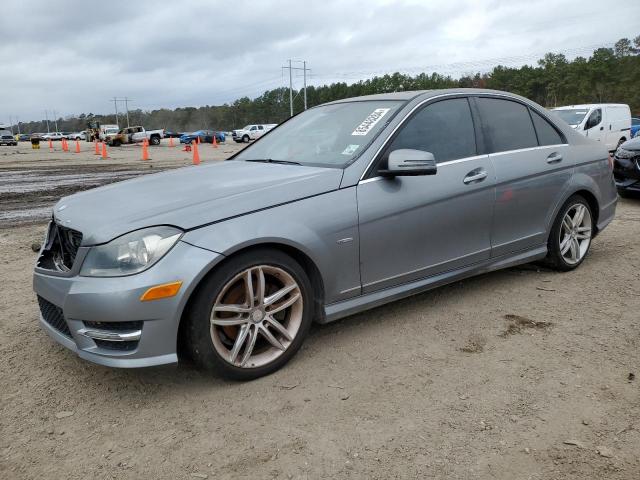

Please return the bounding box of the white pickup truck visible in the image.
[105,126,165,146]
[232,124,277,143]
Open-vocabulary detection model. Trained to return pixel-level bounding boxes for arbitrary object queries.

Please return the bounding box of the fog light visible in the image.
[140,281,183,302]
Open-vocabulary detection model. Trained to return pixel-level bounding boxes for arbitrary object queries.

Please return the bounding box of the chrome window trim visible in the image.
[359,92,569,181]
[489,143,569,157]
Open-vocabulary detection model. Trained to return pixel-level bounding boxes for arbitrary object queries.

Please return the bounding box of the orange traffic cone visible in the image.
[196,136,201,145]
[141,139,150,161]
[101,142,108,159]
[64,138,69,152]
[75,140,80,153]
[169,136,174,147]
[48,139,53,151]
[94,140,100,155]
[212,135,218,148]
[192,140,200,165]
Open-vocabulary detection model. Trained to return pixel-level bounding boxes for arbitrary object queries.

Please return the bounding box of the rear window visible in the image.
[477,98,538,153]
[530,110,564,146]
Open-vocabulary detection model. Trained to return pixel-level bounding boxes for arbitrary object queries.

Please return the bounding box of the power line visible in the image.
[282,60,311,116]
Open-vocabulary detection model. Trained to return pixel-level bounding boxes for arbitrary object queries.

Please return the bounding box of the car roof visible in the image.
[325,88,539,105]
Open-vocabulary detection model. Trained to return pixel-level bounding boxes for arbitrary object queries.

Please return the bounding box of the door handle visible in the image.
[463,169,488,184]
[546,152,563,164]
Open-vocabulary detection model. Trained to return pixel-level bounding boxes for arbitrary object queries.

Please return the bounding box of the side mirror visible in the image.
[380,149,437,177]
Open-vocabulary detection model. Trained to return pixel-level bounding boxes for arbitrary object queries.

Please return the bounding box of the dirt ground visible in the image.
[1,142,639,479]
[0,140,245,227]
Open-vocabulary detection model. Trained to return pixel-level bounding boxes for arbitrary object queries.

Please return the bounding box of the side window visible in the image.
[586,109,602,129]
[250,126,257,131]
[477,98,538,152]
[384,98,476,164]
[258,125,264,130]
[530,109,564,146]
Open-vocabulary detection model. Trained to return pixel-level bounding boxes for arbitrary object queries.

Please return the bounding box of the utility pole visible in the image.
[52,110,59,133]
[282,60,311,116]
[303,61,307,110]
[112,97,119,127]
[44,110,50,133]
[16,117,20,135]
[8,116,13,134]
[288,59,293,117]
[123,97,131,128]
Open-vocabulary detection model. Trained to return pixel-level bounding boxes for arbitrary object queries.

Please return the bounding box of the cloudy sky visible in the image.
[1,0,638,123]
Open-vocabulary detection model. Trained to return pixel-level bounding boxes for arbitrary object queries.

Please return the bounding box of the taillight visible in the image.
[608,153,614,170]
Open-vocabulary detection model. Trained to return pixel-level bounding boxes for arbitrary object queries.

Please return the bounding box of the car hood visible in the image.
[620,136,640,151]
[53,161,343,245]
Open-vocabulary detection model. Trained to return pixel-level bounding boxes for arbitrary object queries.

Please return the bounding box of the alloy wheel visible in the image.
[210,265,303,368]
[559,203,592,265]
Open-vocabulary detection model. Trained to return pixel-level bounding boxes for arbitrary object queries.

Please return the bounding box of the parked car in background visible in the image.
[552,104,631,151]
[68,131,86,141]
[179,130,225,144]
[94,124,120,142]
[164,131,182,138]
[42,132,65,141]
[613,136,640,196]
[18,133,31,141]
[33,89,617,380]
[232,124,277,143]
[0,129,17,145]
[106,126,165,146]
[631,117,640,138]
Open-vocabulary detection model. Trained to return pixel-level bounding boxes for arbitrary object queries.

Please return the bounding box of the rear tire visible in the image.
[184,249,314,380]
[544,194,594,271]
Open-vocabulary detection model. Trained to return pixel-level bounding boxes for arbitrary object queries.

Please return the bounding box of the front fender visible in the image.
[181,188,361,304]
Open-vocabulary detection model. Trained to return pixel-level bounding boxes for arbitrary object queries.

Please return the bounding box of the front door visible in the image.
[358,97,495,293]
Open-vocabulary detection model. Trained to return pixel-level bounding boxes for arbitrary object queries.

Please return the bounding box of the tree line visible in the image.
[13,35,640,135]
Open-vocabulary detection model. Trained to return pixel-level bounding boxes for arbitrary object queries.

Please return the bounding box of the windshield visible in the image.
[553,108,589,126]
[234,101,404,168]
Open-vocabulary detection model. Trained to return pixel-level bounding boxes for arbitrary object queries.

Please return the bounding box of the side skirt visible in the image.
[320,245,548,324]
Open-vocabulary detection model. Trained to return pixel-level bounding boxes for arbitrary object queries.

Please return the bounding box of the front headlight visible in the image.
[80,226,182,277]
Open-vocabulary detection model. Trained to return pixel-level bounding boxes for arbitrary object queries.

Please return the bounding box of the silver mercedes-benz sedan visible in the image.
[33,89,617,379]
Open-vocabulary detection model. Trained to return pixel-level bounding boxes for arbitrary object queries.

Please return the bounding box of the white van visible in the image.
[552,104,631,151]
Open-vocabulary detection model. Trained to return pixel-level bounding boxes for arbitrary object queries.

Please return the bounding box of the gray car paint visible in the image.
[33,88,617,367]
[52,161,343,245]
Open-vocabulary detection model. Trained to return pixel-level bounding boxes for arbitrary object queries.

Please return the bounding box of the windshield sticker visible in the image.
[352,108,391,136]
[341,144,360,155]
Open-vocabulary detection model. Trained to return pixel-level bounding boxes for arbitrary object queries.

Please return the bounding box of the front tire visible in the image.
[544,195,594,271]
[242,135,250,143]
[150,136,161,145]
[184,249,314,380]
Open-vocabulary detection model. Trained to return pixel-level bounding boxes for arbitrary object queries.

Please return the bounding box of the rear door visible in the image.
[475,96,572,257]
[358,97,495,292]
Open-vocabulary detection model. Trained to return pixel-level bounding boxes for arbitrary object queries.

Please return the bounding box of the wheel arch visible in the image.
[548,187,600,240]
[176,241,326,359]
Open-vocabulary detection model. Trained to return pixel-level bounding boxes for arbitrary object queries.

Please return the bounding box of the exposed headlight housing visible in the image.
[80,226,182,277]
